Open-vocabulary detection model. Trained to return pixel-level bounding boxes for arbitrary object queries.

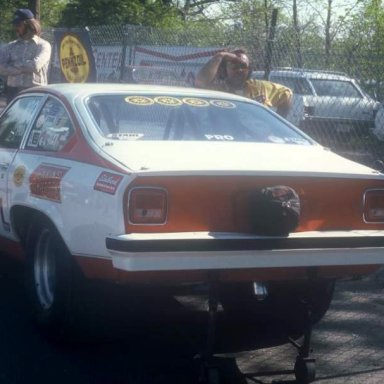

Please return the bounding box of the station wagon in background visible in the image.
[1,83,384,383]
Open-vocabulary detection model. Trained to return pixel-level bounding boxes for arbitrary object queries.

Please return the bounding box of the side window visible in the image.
[25,97,74,151]
[0,96,42,149]
[271,76,312,95]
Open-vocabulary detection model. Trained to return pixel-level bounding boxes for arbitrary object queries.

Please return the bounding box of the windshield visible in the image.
[86,94,311,145]
[310,79,363,98]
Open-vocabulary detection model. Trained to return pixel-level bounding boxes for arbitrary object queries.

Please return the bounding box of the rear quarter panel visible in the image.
[8,151,132,259]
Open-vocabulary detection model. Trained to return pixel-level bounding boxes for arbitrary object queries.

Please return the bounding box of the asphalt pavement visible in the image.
[1,257,384,384]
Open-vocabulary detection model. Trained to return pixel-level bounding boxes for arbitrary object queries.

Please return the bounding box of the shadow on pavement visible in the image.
[4,255,384,384]
[0,257,299,384]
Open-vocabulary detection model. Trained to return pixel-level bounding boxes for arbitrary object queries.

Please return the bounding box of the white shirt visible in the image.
[0,35,51,88]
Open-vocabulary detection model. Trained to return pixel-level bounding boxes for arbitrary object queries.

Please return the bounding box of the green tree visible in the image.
[0,0,67,41]
[342,0,384,98]
[59,0,183,28]
[0,1,27,41]
[214,0,279,66]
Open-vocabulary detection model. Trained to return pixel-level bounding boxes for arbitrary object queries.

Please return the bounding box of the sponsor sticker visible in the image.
[154,96,182,106]
[182,98,210,107]
[38,127,71,152]
[106,133,144,141]
[35,115,45,129]
[29,164,70,202]
[210,100,236,109]
[125,96,154,106]
[94,172,123,195]
[204,134,234,141]
[13,165,26,187]
[268,135,285,144]
[27,130,41,148]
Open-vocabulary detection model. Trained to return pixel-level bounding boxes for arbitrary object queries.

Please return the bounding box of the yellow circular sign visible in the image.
[13,166,26,187]
[60,35,90,83]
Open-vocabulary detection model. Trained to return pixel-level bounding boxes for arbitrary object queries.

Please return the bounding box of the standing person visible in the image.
[0,9,52,104]
[195,49,293,118]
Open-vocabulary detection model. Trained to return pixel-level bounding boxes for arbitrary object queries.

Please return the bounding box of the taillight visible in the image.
[363,189,384,223]
[128,187,168,224]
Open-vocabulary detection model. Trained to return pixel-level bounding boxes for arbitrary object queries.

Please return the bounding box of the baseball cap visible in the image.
[12,9,35,25]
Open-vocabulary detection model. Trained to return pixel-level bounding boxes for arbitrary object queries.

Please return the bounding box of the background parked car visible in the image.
[252,68,380,147]
[373,103,384,142]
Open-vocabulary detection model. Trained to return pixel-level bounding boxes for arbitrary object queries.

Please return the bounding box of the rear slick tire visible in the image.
[25,219,81,339]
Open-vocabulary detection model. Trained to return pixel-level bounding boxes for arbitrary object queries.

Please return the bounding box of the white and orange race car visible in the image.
[0,83,384,382]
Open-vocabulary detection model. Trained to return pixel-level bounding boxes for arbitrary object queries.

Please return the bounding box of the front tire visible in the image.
[25,219,80,337]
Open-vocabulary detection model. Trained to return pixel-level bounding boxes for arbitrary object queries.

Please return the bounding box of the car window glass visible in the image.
[26,97,74,151]
[310,79,362,98]
[87,95,312,145]
[270,76,313,95]
[0,96,42,149]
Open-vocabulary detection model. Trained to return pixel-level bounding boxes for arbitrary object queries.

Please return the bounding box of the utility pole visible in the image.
[28,0,41,20]
[264,8,278,79]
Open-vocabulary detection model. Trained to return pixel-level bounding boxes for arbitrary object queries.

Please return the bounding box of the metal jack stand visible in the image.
[244,324,316,384]
[288,278,317,384]
[289,325,316,384]
[198,279,221,384]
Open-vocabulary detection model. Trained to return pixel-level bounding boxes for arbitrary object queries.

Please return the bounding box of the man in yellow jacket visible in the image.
[195,48,293,118]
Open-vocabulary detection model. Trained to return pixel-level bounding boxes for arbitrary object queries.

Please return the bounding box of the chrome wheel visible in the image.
[33,228,56,310]
[25,219,82,337]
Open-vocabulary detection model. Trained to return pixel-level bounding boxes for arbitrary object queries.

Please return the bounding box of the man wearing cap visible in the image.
[0,9,52,103]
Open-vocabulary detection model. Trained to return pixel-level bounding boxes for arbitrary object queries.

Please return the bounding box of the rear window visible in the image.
[86,94,312,145]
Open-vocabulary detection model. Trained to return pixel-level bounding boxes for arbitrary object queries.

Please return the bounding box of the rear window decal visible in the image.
[268,135,286,144]
[284,137,311,145]
[106,133,144,140]
[125,96,154,106]
[210,100,236,109]
[182,98,210,107]
[94,172,123,195]
[154,96,182,106]
[205,134,234,141]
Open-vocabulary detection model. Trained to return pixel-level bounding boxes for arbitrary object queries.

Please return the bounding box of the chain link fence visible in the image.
[20,25,384,167]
